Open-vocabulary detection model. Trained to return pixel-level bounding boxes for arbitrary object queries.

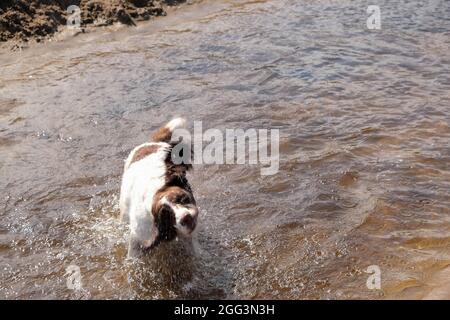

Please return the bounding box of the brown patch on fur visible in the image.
[130,144,160,165]
[151,121,193,184]
[164,154,192,189]
[153,186,196,212]
[153,203,177,242]
[151,126,172,143]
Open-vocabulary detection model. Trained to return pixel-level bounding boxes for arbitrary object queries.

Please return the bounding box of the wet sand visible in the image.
[0,0,189,45]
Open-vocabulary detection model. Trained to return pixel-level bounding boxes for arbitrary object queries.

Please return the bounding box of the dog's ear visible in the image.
[141,203,176,250]
[155,203,177,242]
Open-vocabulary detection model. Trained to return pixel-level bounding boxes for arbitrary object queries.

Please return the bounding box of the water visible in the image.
[0,0,449,299]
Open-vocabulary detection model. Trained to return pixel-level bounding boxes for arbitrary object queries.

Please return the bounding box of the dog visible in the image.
[119,118,198,257]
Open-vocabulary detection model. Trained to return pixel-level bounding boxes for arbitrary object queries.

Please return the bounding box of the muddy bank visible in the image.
[0,0,186,43]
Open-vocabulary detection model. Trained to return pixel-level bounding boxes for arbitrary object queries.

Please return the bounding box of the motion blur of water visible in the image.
[0,0,449,299]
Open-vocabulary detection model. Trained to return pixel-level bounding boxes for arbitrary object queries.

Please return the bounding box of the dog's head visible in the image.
[151,186,198,243]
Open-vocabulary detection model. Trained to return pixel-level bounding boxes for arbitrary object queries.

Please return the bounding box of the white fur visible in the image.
[119,142,171,249]
[123,142,168,172]
[165,117,186,131]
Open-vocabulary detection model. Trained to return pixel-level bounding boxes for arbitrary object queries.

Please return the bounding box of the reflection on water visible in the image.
[0,0,449,299]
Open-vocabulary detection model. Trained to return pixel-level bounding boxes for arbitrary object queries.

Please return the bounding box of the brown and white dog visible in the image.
[119,118,198,257]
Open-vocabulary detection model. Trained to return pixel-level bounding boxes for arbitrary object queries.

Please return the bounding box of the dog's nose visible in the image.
[180,214,196,231]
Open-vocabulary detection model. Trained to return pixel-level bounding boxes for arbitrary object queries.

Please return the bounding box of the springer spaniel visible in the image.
[119,118,198,257]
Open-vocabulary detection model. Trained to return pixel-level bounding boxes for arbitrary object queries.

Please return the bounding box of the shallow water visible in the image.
[0,0,449,299]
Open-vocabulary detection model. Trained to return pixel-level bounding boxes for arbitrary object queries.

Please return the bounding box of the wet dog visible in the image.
[120,118,198,257]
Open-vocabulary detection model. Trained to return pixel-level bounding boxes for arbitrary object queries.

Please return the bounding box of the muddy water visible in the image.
[1,0,450,299]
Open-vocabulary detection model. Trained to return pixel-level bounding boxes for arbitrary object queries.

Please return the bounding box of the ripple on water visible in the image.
[0,0,450,299]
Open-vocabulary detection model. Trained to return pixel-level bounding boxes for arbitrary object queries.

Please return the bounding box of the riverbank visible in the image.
[0,0,188,46]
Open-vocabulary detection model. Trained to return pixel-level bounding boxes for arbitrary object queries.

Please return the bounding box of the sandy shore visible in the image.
[0,0,187,45]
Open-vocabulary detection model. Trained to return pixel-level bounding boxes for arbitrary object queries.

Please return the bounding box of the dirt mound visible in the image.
[0,0,181,42]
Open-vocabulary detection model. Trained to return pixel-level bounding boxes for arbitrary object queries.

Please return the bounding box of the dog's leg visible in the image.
[127,238,142,259]
[119,178,131,223]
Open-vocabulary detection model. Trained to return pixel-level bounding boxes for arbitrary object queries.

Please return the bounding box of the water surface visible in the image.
[0,0,449,299]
